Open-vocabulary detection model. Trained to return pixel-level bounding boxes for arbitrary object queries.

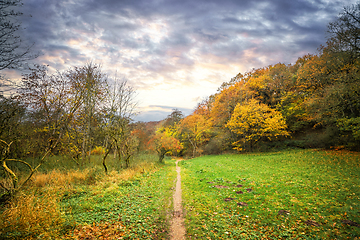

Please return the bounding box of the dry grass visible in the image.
[91,162,159,194]
[0,160,160,239]
[32,169,93,188]
[0,169,94,239]
[33,163,157,190]
[0,192,64,239]
[104,162,156,182]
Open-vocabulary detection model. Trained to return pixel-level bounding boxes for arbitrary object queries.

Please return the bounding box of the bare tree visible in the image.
[0,0,35,71]
[102,77,138,172]
[67,63,108,162]
[328,3,360,59]
[0,95,24,141]
[1,0,37,97]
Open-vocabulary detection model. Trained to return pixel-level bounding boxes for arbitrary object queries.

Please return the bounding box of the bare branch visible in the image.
[0,0,37,71]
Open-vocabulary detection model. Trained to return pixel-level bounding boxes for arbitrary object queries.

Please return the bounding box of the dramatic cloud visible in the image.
[9,0,358,120]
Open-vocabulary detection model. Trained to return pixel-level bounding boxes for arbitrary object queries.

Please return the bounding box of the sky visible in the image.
[4,0,358,121]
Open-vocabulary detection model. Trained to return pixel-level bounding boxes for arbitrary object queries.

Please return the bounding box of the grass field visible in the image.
[1,149,359,239]
[180,149,360,239]
[61,160,177,239]
[0,155,177,239]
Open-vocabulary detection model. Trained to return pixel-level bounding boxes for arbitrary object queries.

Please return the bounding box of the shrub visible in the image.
[90,146,106,155]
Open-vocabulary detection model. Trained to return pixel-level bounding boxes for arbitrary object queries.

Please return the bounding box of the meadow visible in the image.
[0,154,177,239]
[181,149,360,239]
[1,149,359,239]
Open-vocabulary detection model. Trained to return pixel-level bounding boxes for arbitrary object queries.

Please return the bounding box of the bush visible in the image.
[202,137,223,155]
[90,146,106,155]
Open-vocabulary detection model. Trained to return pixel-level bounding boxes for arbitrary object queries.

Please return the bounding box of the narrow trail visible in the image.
[170,160,186,240]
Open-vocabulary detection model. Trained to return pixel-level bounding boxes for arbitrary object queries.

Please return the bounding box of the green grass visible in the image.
[2,150,360,239]
[180,149,360,239]
[61,158,176,239]
[0,154,176,239]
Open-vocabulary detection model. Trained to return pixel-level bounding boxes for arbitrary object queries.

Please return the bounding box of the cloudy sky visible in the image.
[9,0,358,121]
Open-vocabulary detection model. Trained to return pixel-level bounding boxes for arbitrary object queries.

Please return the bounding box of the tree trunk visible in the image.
[102,141,113,174]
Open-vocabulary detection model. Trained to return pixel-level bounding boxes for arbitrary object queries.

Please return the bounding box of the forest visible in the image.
[0,1,360,239]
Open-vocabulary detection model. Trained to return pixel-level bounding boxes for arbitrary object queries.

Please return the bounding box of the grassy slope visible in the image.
[181,149,360,239]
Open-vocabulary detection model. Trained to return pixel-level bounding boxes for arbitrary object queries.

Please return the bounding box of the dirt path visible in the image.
[170,160,186,240]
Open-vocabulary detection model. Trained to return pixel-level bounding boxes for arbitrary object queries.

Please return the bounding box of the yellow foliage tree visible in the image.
[180,113,211,157]
[226,99,289,151]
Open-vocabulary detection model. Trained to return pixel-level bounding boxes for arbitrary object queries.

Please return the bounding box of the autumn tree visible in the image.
[324,3,360,119]
[129,122,148,152]
[217,72,245,92]
[0,96,24,140]
[285,4,360,149]
[179,113,211,157]
[211,82,248,128]
[337,117,360,149]
[319,4,360,148]
[148,131,182,163]
[1,65,87,196]
[208,81,251,151]
[243,67,273,104]
[158,109,183,140]
[226,98,289,151]
[165,2,360,152]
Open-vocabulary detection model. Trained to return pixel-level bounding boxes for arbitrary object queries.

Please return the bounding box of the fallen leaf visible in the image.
[237,202,248,206]
[278,210,290,215]
[224,197,235,202]
[304,220,320,226]
[341,220,360,227]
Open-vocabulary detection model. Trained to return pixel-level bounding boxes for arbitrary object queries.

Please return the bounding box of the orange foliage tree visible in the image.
[148,131,182,163]
[210,82,248,128]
